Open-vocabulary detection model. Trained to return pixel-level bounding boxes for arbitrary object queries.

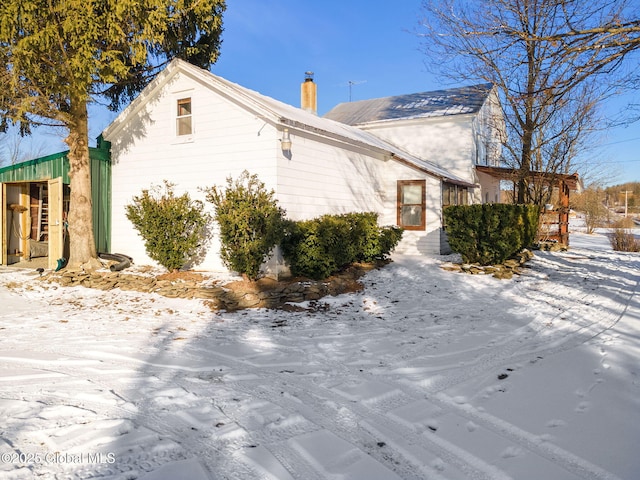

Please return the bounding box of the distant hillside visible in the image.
[604,182,639,213]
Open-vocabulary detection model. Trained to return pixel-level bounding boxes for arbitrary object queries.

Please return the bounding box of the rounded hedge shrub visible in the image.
[281,212,403,280]
[125,181,210,272]
[205,171,286,280]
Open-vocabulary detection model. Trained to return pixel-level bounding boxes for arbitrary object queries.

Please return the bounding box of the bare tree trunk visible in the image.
[518,26,538,205]
[64,97,100,270]
[518,134,532,204]
[419,0,640,206]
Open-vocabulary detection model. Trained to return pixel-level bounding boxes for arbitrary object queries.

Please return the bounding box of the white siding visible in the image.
[381,162,444,256]
[276,130,445,255]
[276,132,387,218]
[359,115,477,185]
[477,171,502,204]
[474,89,504,168]
[105,68,449,273]
[358,105,506,206]
[105,71,281,271]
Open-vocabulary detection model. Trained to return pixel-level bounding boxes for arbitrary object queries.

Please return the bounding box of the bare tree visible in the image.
[572,184,609,233]
[419,0,640,204]
[0,130,48,167]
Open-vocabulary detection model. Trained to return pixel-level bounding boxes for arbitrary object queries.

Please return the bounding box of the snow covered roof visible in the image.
[103,59,475,187]
[323,83,494,126]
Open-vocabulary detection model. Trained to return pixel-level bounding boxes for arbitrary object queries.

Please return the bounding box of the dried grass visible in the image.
[609,227,640,252]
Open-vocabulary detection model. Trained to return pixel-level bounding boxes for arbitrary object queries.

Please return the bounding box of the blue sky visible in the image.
[32,0,640,184]
[212,0,437,113]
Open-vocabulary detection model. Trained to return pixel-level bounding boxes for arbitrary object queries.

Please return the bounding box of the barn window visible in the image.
[176,98,192,136]
[397,180,426,230]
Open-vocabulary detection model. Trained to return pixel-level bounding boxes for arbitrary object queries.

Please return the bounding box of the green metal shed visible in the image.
[0,139,111,267]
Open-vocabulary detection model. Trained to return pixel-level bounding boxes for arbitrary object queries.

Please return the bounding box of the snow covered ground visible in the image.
[0,224,638,480]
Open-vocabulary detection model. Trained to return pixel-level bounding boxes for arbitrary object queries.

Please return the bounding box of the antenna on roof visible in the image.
[346,80,367,102]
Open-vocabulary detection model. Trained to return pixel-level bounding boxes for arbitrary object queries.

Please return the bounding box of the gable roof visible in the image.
[102,59,475,187]
[323,83,494,126]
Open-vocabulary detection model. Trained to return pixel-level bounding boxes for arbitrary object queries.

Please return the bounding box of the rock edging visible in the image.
[440,249,534,279]
[41,263,376,311]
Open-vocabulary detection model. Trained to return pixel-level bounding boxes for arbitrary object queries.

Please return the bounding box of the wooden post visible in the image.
[1,183,5,266]
[558,180,570,245]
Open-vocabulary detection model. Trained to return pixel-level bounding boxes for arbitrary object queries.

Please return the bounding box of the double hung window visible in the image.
[397,180,426,230]
[176,98,192,136]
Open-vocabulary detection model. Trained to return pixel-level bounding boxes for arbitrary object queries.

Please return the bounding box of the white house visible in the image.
[324,84,504,205]
[101,59,500,274]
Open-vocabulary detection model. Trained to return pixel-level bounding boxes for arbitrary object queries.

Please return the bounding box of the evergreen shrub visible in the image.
[444,204,540,265]
[205,171,286,280]
[281,212,403,280]
[125,181,210,272]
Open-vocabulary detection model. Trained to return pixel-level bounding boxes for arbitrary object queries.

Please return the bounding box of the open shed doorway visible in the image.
[2,178,69,270]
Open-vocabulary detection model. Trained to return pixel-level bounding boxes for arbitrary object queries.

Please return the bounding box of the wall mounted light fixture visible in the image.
[280,128,292,152]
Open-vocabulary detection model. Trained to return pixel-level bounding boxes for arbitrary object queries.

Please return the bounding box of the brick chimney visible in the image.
[301,71,317,114]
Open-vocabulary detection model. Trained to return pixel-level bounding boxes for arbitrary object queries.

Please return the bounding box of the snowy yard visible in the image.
[0,227,638,480]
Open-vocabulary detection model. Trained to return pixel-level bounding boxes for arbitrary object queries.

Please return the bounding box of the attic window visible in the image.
[176,98,192,136]
[397,180,426,230]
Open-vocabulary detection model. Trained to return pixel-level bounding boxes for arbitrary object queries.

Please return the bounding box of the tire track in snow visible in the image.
[413,268,638,396]
[147,269,635,480]
[54,330,504,479]
[373,267,639,480]
[0,357,259,480]
[215,266,639,480]
[156,334,515,480]
[2,250,636,479]
[224,376,495,480]
[430,392,624,480]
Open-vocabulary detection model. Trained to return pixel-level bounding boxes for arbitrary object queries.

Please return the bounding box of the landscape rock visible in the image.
[42,262,377,311]
[441,249,533,280]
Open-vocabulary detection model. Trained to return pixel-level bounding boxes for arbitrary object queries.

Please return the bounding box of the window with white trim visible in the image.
[176,98,192,136]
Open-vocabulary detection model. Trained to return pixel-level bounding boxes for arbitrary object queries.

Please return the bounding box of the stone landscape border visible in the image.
[40,250,540,310]
[41,263,377,311]
[440,249,536,279]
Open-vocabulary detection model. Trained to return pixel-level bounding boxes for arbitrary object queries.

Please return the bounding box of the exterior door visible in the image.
[48,178,63,270]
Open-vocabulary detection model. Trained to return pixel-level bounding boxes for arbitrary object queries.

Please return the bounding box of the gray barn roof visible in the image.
[324,83,494,126]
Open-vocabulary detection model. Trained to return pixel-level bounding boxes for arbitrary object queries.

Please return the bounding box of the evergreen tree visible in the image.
[0,0,225,269]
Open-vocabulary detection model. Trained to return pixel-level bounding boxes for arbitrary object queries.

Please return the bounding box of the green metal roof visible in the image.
[0,141,111,183]
[0,150,71,183]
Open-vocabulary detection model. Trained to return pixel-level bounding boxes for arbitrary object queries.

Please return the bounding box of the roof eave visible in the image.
[280,119,472,185]
[100,59,472,186]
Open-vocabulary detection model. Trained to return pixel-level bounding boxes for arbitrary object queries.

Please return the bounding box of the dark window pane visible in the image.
[401,205,422,226]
